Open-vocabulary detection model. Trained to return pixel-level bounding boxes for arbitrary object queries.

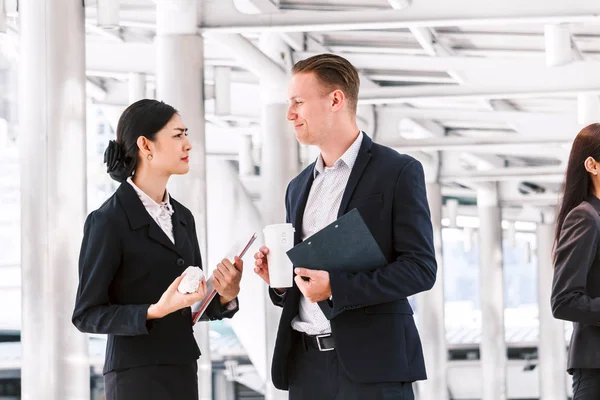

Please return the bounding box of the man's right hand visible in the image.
[254,246,271,285]
[254,246,287,294]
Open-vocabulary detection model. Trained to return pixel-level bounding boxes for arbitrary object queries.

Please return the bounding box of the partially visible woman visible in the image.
[72,99,242,400]
[552,123,600,399]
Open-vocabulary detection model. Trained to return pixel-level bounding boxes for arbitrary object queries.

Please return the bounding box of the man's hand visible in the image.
[213,256,243,304]
[294,268,331,303]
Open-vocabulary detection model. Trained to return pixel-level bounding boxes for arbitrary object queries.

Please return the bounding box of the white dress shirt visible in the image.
[291,132,364,335]
[127,177,175,243]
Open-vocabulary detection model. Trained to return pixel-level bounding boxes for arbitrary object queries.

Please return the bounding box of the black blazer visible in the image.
[72,182,237,374]
[552,195,600,372]
[269,134,437,389]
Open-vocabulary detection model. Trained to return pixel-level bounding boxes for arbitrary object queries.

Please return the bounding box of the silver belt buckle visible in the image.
[316,334,334,352]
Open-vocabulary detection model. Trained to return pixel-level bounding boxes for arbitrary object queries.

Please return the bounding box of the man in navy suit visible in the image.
[254,53,437,400]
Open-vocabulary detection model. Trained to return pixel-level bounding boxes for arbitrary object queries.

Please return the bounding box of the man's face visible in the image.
[286,72,333,146]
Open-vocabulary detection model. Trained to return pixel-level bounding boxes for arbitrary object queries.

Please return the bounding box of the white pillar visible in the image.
[239,134,254,177]
[128,72,146,104]
[96,0,120,28]
[214,66,231,116]
[537,214,567,400]
[214,369,235,400]
[155,1,211,399]
[477,183,507,400]
[577,93,600,126]
[259,32,298,400]
[18,0,89,399]
[417,183,448,400]
[544,24,572,67]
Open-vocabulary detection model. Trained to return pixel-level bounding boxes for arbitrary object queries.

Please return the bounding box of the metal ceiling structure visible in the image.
[38,0,600,215]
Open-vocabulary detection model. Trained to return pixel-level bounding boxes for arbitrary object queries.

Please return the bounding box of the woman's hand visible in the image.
[147,274,207,319]
[213,256,243,304]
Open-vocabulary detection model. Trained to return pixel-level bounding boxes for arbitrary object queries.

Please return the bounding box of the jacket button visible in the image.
[177,258,185,266]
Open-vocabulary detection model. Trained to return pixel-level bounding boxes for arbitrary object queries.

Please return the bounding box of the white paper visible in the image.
[177,266,205,294]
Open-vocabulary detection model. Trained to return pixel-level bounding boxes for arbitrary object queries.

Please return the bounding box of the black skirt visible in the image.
[104,362,199,400]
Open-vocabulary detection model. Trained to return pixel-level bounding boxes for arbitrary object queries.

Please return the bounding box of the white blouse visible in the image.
[127,177,175,243]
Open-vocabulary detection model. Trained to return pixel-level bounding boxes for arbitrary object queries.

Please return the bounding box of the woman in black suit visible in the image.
[72,99,242,400]
[552,123,600,399]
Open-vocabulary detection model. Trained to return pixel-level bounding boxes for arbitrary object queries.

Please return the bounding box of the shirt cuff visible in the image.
[223,298,238,311]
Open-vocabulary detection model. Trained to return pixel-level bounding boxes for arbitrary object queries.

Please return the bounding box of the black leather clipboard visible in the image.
[286,208,388,272]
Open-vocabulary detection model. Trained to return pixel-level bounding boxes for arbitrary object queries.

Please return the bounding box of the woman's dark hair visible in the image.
[554,123,600,255]
[104,99,178,182]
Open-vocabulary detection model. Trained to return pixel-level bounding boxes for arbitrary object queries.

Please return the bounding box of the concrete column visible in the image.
[259,32,298,400]
[128,72,146,104]
[214,369,235,400]
[18,0,89,399]
[155,1,211,399]
[544,24,572,67]
[477,183,507,400]
[577,93,600,126]
[214,66,231,116]
[537,214,567,400]
[239,134,254,177]
[417,183,448,400]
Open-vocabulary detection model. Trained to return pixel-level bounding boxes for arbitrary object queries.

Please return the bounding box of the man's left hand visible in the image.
[294,268,331,303]
[213,256,243,304]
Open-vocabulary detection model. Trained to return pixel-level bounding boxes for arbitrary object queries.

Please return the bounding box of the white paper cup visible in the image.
[263,223,295,288]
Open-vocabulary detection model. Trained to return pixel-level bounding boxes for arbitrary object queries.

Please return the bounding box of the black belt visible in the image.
[300,332,335,352]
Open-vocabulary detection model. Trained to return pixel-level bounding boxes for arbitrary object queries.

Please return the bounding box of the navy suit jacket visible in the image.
[72,182,237,374]
[269,134,437,388]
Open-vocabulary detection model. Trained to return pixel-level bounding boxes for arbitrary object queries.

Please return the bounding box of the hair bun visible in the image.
[103,140,129,182]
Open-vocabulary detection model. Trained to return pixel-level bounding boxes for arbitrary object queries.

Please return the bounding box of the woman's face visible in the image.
[142,113,192,176]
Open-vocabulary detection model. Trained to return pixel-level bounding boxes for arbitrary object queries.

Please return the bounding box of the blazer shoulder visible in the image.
[371,142,421,171]
[566,201,600,225]
[84,193,124,232]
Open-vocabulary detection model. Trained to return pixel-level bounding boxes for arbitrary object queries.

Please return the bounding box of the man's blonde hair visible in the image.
[292,53,360,114]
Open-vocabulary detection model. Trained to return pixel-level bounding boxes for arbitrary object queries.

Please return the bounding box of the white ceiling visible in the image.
[16,0,600,211]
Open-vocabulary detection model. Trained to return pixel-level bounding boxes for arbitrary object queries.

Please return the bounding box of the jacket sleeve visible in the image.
[323,159,437,319]
[72,212,152,335]
[188,212,239,322]
[551,207,600,324]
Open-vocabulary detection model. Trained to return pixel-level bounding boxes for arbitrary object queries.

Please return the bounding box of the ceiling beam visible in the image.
[358,83,600,104]
[200,1,600,33]
[386,135,571,152]
[205,33,288,84]
[440,166,564,183]
[292,51,600,74]
[378,106,575,126]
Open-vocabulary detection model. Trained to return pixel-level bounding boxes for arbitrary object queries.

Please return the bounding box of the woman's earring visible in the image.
[147,154,153,161]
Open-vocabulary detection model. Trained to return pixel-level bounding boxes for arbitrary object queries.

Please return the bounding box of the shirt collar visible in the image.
[127,177,173,215]
[314,131,364,179]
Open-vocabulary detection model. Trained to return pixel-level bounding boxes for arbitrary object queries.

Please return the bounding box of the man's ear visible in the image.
[331,89,345,112]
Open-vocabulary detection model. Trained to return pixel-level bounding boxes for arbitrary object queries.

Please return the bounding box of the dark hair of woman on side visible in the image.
[552,123,600,399]
[72,99,242,400]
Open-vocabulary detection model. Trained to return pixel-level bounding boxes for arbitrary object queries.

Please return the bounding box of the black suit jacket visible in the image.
[269,134,437,389]
[552,195,600,372]
[72,182,237,374]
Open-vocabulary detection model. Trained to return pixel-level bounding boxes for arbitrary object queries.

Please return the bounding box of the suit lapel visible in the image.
[293,169,315,245]
[117,182,184,257]
[147,222,181,256]
[171,203,188,255]
[337,135,373,218]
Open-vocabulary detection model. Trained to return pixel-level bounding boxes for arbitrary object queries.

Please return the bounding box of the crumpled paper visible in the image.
[177,266,205,294]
